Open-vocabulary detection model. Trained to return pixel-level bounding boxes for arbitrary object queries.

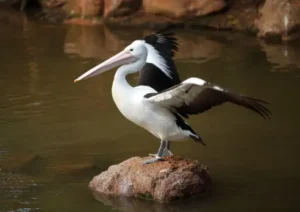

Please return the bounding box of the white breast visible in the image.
[112,83,155,126]
[112,83,187,141]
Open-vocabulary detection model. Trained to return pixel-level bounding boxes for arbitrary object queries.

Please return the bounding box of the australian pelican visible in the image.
[74,32,271,164]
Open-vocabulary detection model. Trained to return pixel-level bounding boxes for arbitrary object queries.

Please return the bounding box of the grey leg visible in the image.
[149,140,173,157]
[163,140,173,156]
[143,140,166,165]
[149,140,166,157]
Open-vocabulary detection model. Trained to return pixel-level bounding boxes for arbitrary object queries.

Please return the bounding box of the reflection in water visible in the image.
[93,193,181,212]
[64,25,222,64]
[65,25,106,58]
[175,35,222,63]
[260,41,300,71]
[93,190,214,212]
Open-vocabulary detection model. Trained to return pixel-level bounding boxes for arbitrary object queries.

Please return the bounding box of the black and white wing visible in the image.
[144,77,271,119]
[138,30,181,92]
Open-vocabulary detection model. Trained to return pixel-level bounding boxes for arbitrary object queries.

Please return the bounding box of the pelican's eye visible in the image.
[130,48,133,52]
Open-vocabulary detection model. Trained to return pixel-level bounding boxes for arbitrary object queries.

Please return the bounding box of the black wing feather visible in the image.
[179,87,271,119]
[145,83,271,119]
[138,29,181,92]
[143,31,179,58]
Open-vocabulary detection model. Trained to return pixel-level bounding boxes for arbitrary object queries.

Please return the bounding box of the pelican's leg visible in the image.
[163,140,173,156]
[143,140,166,165]
[149,140,172,157]
[149,140,166,157]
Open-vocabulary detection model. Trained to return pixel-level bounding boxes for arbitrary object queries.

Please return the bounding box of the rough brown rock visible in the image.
[104,0,142,18]
[13,0,300,42]
[63,0,104,18]
[89,156,210,202]
[104,0,260,31]
[256,0,300,41]
[142,0,226,18]
[40,0,66,8]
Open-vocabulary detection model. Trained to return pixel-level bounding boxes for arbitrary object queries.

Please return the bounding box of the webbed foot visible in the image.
[163,149,173,156]
[142,157,164,165]
[149,149,173,157]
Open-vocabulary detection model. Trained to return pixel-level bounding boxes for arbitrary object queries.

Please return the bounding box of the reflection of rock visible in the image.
[64,25,131,58]
[89,156,210,203]
[175,34,222,63]
[256,0,300,41]
[64,26,222,63]
[64,25,105,58]
[20,154,48,176]
[93,194,183,212]
[260,41,300,71]
[143,0,226,18]
[104,0,141,18]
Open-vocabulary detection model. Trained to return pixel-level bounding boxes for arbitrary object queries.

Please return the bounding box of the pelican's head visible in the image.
[124,40,148,60]
[74,40,148,83]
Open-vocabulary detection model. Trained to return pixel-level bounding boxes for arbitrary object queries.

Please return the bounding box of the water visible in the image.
[1,10,300,212]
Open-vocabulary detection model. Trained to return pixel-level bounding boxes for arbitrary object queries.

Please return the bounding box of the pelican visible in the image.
[74,33,271,164]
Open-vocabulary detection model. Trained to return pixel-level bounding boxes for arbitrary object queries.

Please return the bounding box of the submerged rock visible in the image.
[89,156,210,202]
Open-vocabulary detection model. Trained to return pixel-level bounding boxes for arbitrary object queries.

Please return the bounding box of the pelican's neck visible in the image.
[112,57,146,110]
[114,64,137,85]
[113,56,146,90]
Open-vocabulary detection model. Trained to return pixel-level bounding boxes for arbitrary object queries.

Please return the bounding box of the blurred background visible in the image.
[0,1,300,212]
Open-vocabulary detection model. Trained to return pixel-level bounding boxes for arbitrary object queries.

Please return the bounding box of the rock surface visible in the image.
[142,0,226,18]
[104,0,141,18]
[89,156,210,202]
[62,0,104,18]
[5,0,300,41]
[256,0,300,41]
[41,0,66,9]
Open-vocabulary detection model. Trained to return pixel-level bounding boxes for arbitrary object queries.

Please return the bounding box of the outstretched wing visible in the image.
[138,29,181,92]
[144,77,271,119]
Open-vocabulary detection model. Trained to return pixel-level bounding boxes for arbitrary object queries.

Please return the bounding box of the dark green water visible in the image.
[1,11,300,212]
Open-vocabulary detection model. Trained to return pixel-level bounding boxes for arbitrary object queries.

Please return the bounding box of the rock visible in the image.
[256,0,300,41]
[40,0,66,8]
[104,0,260,31]
[142,0,226,18]
[104,0,141,18]
[89,156,210,202]
[62,0,104,18]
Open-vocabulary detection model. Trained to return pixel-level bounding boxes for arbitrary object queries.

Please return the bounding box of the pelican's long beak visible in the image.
[74,50,137,83]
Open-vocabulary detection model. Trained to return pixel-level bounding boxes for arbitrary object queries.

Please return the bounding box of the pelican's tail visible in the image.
[173,113,206,146]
